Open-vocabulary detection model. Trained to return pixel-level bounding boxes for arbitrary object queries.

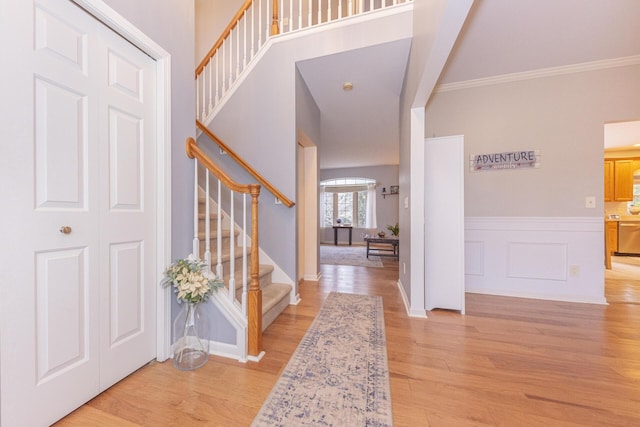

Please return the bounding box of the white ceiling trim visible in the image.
[435,55,640,93]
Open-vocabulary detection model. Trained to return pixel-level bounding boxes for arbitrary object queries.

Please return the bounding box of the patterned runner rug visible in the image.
[320,245,384,268]
[251,292,392,426]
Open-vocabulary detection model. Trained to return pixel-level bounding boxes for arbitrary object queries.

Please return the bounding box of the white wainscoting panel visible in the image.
[465,217,606,304]
[464,241,484,276]
[506,242,568,281]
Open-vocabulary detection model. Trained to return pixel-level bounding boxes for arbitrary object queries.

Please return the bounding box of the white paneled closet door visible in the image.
[0,0,157,425]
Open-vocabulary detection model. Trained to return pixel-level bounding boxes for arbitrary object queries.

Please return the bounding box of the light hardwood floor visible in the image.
[57,257,640,426]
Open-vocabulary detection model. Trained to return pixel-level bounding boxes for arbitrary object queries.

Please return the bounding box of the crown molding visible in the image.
[435,55,640,93]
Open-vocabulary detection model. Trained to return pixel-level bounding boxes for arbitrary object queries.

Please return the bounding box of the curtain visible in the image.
[365,183,377,229]
[319,185,326,228]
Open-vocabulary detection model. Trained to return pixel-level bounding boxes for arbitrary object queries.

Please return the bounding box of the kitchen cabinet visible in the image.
[606,221,618,253]
[604,159,634,202]
[605,220,618,270]
[604,161,614,202]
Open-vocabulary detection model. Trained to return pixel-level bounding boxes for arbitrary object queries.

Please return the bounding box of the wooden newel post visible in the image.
[270,0,280,35]
[247,184,263,356]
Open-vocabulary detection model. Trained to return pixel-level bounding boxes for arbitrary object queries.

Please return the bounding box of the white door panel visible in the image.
[98,10,157,390]
[1,0,157,424]
[424,136,465,313]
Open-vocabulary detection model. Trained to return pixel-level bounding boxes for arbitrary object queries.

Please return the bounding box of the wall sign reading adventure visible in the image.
[470,150,540,171]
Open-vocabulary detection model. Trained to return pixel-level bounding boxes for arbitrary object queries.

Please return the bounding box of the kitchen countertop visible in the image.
[605,215,640,222]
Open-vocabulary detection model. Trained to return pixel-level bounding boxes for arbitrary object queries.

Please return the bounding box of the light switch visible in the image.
[585,196,596,208]
[404,197,409,209]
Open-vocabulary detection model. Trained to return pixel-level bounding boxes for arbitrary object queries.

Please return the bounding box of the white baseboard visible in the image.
[397,279,427,318]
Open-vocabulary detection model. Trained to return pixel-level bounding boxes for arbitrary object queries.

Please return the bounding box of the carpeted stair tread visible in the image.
[261,283,292,331]
[226,263,274,288]
[197,229,239,239]
[200,246,252,264]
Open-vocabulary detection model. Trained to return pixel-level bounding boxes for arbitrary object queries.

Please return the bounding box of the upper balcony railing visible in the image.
[196,0,413,123]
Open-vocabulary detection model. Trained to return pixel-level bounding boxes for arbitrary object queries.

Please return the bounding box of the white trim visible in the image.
[71,0,173,361]
[303,273,322,282]
[397,279,427,318]
[436,55,640,93]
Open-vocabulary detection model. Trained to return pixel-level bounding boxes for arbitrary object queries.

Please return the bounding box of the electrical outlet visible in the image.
[585,196,596,208]
[569,265,580,277]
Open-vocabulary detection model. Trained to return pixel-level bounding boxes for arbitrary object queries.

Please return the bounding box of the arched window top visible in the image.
[320,177,375,187]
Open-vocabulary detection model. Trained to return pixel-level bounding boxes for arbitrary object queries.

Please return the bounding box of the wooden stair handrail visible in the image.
[186,136,263,357]
[196,120,295,208]
[196,0,254,77]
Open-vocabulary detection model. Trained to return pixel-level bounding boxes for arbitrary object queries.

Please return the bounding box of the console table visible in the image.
[364,235,399,260]
[332,225,353,245]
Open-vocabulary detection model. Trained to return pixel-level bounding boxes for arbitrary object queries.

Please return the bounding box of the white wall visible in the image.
[320,165,399,244]
[425,63,640,302]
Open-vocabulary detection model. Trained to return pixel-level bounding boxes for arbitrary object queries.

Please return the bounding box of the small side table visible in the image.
[332,225,353,245]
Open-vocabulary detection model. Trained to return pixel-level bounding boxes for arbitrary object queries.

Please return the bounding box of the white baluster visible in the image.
[348,0,353,16]
[243,10,248,68]
[235,25,240,79]
[242,194,248,316]
[193,159,200,258]
[204,170,211,272]
[317,0,321,24]
[229,189,236,304]
[359,0,363,14]
[328,0,332,21]
[289,0,293,33]
[196,76,201,122]
[201,70,206,120]
[258,0,263,48]
[208,61,213,114]
[222,42,226,95]
[251,2,256,57]
[215,53,220,103]
[298,0,302,30]
[369,0,372,12]
[229,29,234,84]
[338,0,342,19]
[216,179,223,279]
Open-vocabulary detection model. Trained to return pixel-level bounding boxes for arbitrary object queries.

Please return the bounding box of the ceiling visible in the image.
[299,0,640,170]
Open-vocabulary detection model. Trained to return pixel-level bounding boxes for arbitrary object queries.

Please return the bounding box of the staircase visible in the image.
[197,196,291,332]
[185,0,413,362]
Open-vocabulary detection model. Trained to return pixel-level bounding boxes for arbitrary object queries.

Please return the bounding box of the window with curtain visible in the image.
[320,178,376,228]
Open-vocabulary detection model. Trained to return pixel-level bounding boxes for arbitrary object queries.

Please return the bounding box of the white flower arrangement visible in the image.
[162,254,223,304]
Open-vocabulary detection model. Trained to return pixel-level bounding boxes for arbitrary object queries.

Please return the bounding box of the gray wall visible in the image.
[425,64,640,217]
[320,166,399,244]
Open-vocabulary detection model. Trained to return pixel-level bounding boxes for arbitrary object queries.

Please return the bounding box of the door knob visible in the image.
[59,226,72,234]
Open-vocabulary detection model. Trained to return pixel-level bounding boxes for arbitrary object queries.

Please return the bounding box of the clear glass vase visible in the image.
[172,302,209,370]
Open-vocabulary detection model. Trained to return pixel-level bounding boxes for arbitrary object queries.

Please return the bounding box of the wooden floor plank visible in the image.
[56,256,640,426]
